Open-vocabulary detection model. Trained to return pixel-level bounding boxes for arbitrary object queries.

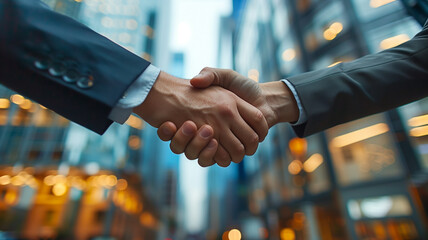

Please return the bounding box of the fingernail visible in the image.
[207,140,216,149]
[199,127,212,139]
[182,124,194,136]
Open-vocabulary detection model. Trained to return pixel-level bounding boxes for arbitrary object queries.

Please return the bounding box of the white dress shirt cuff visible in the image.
[108,64,161,124]
[280,79,307,126]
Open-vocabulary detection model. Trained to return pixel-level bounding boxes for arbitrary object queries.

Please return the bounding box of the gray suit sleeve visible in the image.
[288,20,428,137]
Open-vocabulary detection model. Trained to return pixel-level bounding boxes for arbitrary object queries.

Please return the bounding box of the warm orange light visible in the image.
[408,114,428,127]
[70,176,86,190]
[282,49,296,62]
[288,160,303,175]
[0,175,11,185]
[11,175,25,186]
[323,29,337,41]
[280,228,295,240]
[0,98,10,109]
[222,231,230,240]
[293,212,306,222]
[248,69,260,82]
[126,115,144,130]
[106,175,118,187]
[410,125,428,137]
[20,99,32,110]
[44,175,56,186]
[140,212,156,228]
[129,135,142,150]
[52,183,67,196]
[330,22,343,34]
[380,34,410,50]
[10,94,24,105]
[289,138,307,156]
[26,177,38,188]
[328,61,343,68]
[323,22,343,41]
[116,179,128,191]
[330,123,389,148]
[4,190,18,205]
[228,229,242,240]
[53,175,66,184]
[370,0,396,8]
[303,153,324,173]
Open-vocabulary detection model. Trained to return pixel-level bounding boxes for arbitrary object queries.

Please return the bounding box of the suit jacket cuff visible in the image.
[281,79,307,126]
[109,64,161,124]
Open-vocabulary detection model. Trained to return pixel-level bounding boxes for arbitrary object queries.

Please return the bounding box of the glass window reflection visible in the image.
[304,135,331,195]
[399,98,428,170]
[277,36,303,75]
[351,0,404,22]
[312,41,358,70]
[326,114,404,186]
[303,1,348,52]
[365,17,421,53]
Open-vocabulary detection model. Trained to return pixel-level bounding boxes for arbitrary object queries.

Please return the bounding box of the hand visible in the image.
[133,71,269,167]
[157,68,300,162]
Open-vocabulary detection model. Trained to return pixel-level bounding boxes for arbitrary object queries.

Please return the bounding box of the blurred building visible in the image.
[0,0,178,239]
[211,0,428,239]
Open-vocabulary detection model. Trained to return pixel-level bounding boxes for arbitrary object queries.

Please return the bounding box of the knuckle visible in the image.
[218,104,234,118]
[250,133,259,145]
[232,144,245,163]
[201,67,212,73]
[254,110,264,123]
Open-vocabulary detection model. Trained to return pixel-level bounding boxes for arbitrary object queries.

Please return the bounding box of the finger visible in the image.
[214,144,232,167]
[157,121,177,141]
[219,130,245,164]
[197,139,218,167]
[236,97,269,142]
[184,125,215,160]
[170,121,197,154]
[190,68,216,88]
[230,114,260,156]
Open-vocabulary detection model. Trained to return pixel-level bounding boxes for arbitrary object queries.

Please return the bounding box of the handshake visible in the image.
[133,67,299,167]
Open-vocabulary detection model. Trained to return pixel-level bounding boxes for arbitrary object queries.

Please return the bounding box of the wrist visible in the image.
[260,81,299,125]
[133,71,186,127]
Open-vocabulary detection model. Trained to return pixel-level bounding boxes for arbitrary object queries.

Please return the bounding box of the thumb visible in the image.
[190,71,215,88]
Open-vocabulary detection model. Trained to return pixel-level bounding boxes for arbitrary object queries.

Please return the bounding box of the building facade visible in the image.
[224,0,428,239]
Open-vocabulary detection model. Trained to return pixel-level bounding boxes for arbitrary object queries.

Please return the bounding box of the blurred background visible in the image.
[0,0,428,239]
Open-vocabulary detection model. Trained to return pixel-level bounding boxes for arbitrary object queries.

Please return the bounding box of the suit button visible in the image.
[34,59,49,70]
[48,61,66,77]
[77,75,94,89]
[63,69,80,83]
[63,61,80,83]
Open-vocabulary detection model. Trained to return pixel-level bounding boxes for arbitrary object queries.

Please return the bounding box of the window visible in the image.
[326,114,404,186]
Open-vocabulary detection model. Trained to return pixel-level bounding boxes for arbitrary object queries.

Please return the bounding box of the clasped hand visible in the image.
[135,69,299,167]
[133,71,270,167]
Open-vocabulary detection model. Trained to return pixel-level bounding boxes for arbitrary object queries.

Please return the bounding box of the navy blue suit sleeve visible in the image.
[0,0,151,134]
[288,20,428,137]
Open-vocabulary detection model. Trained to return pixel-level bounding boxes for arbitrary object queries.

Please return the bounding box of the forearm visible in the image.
[288,21,428,137]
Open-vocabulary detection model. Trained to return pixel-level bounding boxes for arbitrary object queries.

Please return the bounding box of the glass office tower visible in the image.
[227,0,428,239]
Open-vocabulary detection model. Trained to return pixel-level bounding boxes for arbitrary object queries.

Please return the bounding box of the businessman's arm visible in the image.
[0,0,150,134]
[161,19,428,148]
